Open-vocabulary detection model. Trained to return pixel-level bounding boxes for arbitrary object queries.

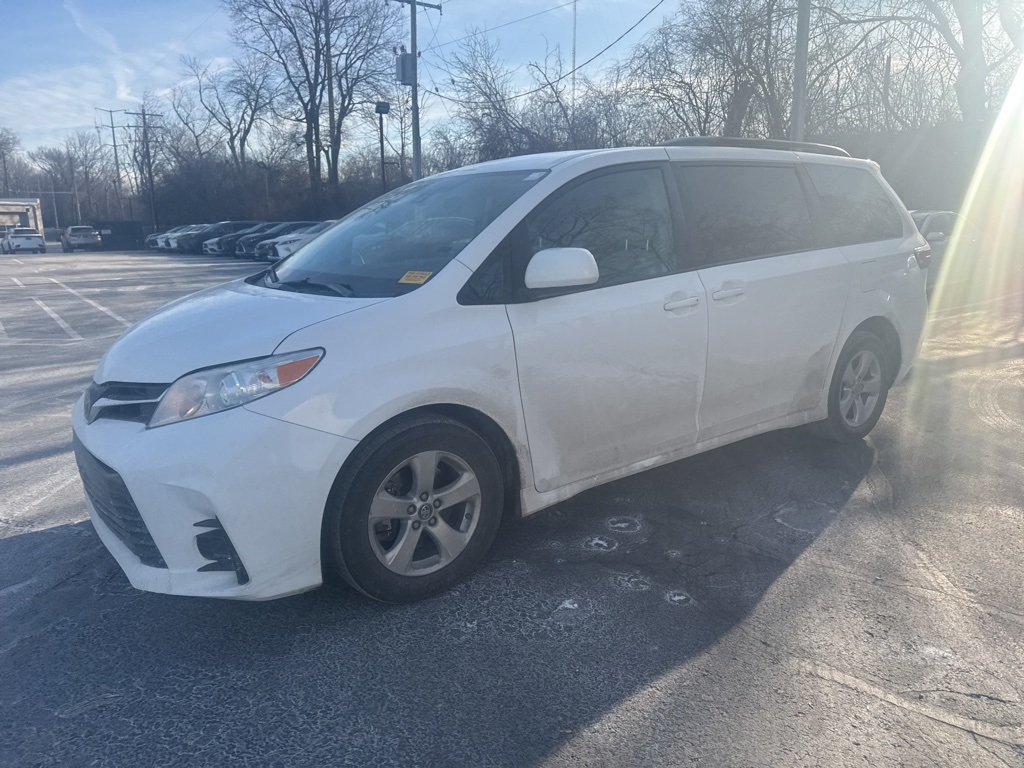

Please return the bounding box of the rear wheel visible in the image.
[810,330,891,442]
[323,415,504,602]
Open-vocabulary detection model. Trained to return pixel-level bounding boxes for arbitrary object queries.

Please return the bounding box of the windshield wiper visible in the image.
[273,277,355,297]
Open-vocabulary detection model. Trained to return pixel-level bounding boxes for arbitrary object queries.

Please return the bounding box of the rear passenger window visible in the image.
[681,165,815,265]
[806,164,903,244]
[524,167,676,292]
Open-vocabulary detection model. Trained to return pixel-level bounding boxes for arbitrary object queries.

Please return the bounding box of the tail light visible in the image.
[913,243,932,269]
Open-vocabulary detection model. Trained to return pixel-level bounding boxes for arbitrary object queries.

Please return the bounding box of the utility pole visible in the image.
[125,107,161,230]
[393,0,441,180]
[48,174,60,229]
[95,108,126,219]
[67,148,82,224]
[789,0,811,141]
[571,0,577,116]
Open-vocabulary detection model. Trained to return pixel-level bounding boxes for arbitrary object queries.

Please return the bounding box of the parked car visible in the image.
[2,227,46,254]
[911,210,979,295]
[205,222,276,257]
[178,221,261,255]
[236,221,317,259]
[147,225,187,249]
[73,140,929,603]
[61,225,102,252]
[266,220,337,262]
[164,224,205,251]
[254,222,324,261]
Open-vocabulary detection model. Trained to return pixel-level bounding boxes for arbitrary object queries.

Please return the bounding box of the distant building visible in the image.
[0,198,43,231]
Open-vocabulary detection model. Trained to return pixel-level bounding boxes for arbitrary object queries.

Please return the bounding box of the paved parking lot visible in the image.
[1,249,1023,766]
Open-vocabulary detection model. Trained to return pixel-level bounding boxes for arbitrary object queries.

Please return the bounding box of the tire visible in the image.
[323,414,505,603]
[809,330,891,442]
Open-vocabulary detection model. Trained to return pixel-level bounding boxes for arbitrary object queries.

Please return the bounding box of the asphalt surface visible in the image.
[1,249,1022,767]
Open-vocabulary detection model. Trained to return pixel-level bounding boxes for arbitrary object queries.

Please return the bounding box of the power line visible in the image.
[150,7,223,71]
[423,0,577,53]
[422,0,666,107]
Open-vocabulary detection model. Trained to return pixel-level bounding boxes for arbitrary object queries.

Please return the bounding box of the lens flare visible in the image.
[906,61,1024,443]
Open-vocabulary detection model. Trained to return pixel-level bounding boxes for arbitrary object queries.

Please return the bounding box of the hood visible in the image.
[94,279,387,383]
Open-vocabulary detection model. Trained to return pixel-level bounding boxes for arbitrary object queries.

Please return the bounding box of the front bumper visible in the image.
[72,395,358,600]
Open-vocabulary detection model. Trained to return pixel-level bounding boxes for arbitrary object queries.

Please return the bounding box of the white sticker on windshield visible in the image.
[524,172,546,181]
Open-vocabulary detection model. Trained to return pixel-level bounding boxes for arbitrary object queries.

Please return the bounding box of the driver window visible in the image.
[524,167,677,292]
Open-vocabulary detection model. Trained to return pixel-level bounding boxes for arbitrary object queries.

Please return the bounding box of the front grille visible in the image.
[85,380,168,424]
[73,435,167,568]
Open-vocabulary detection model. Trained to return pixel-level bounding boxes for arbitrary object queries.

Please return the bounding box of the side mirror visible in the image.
[926,231,947,242]
[524,247,599,290]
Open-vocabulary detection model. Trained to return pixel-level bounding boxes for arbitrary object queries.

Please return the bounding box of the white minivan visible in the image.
[72,140,930,602]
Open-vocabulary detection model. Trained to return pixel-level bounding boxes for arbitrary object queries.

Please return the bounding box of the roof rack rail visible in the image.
[661,136,850,157]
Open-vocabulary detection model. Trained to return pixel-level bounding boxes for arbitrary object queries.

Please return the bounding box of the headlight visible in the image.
[148,349,324,428]
[277,238,300,247]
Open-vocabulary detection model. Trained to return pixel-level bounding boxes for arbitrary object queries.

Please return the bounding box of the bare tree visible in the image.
[225,0,400,199]
[0,126,19,195]
[823,0,1023,127]
[184,54,277,171]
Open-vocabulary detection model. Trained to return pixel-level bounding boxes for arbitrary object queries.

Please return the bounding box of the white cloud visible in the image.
[0,65,114,149]
[62,0,140,103]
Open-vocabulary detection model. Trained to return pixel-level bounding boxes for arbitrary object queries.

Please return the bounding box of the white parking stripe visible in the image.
[31,298,84,340]
[0,318,7,340]
[10,276,88,340]
[47,278,130,325]
[12,258,23,265]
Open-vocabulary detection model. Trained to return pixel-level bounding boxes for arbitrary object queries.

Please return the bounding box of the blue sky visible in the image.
[0,0,670,150]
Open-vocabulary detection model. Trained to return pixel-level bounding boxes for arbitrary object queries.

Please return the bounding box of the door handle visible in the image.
[712,287,745,300]
[663,297,700,311]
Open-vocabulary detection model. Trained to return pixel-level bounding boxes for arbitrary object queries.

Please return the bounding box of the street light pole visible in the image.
[375,101,391,195]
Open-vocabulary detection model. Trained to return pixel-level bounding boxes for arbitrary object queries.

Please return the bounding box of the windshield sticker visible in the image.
[398,271,433,285]
[524,171,546,181]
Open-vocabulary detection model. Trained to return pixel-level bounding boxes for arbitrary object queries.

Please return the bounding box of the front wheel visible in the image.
[810,330,891,442]
[323,415,504,603]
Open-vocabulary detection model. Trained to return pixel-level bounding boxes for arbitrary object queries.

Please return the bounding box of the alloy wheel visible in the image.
[367,450,481,576]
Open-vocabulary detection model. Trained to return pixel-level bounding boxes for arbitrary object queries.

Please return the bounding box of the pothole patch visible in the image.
[607,516,642,534]
[610,573,652,592]
[773,501,839,534]
[664,590,693,606]
[583,535,618,552]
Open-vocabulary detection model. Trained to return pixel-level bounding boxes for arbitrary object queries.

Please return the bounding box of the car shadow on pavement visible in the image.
[0,429,874,767]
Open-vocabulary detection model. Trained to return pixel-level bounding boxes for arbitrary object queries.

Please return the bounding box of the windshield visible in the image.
[70,226,94,234]
[268,170,545,298]
[14,229,38,235]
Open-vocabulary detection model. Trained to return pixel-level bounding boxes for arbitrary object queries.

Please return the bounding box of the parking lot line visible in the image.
[47,278,130,326]
[31,298,84,340]
[0,318,7,340]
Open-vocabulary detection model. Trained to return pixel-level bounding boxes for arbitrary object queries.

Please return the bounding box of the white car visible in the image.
[266,219,337,262]
[73,141,929,603]
[159,224,202,250]
[2,227,46,254]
